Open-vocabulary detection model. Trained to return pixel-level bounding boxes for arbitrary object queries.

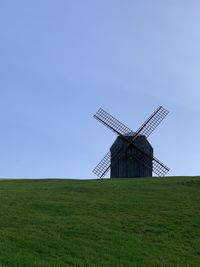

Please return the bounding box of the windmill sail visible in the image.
[93,106,170,178]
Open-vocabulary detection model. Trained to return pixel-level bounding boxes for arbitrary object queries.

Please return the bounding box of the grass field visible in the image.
[0,177,200,267]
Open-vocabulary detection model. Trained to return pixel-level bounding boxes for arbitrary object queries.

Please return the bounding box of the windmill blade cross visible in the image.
[93,106,170,178]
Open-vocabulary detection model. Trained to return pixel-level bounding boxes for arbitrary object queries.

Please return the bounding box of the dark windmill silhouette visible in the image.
[93,106,170,178]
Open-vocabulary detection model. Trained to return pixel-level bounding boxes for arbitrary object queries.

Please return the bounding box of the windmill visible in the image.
[93,106,170,178]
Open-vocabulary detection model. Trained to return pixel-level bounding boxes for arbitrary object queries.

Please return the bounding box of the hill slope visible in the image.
[0,177,200,267]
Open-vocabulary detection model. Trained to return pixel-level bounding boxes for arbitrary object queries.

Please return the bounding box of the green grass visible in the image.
[0,177,200,267]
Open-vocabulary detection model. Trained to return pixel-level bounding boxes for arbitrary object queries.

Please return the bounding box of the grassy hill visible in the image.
[0,177,200,267]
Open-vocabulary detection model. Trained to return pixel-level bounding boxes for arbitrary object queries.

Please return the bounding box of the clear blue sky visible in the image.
[0,1,199,178]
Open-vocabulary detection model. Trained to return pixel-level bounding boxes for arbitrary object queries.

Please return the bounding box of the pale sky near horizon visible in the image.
[0,1,200,178]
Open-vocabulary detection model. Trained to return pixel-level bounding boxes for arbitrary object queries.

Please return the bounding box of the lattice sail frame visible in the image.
[93,106,169,178]
[94,108,134,136]
[134,106,169,138]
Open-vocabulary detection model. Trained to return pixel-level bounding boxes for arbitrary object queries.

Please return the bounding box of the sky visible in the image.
[0,0,200,178]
